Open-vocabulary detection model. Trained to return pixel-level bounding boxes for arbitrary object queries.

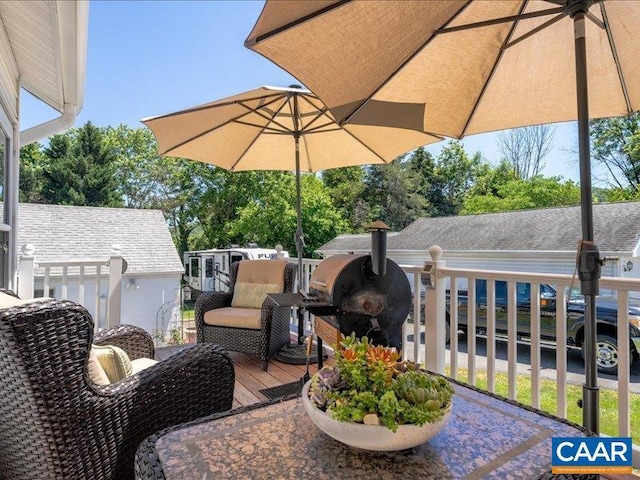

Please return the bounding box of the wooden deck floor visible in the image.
[155,344,331,409]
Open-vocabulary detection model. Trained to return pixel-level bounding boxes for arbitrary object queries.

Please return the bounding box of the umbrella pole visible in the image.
[295,133,306,345]
[573,8,600,434]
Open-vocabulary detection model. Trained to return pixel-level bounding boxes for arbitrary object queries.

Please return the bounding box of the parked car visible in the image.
[442,280,640,375]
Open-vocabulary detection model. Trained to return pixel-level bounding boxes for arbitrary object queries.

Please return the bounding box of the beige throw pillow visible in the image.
[231,282,282,309]
[87,348,111,385]
[92,344,133,383]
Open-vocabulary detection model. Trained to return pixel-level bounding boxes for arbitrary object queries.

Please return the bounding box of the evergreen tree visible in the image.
[41,122,122,207]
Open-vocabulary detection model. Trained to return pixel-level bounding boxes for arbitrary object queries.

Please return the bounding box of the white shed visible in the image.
[16,203,184,335]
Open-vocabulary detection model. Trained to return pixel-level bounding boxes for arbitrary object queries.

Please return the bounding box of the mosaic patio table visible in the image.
[134,379,596,480]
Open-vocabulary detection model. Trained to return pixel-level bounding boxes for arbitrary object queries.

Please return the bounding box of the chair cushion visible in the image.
[131,357,159,374]
[204,306,262,329]
[92,344,133,382]
[230,260,288,309]
[0,293,52,309]
[87,348,111,385]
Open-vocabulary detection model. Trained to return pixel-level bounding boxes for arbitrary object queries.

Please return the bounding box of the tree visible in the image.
[40,122,122,207]
[322,166,367,231]
[18,142,46,203]
[497,125,555,180]
[363,156,428,230]
[429,141,484,217]
[227,173,348,257]
[462,175,581,214]
[590,113,640,190]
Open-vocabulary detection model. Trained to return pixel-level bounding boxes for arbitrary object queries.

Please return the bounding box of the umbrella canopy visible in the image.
[246,1,639,135]
[142,85,439,343]
[142,85,439,172]
[245,0,640,433]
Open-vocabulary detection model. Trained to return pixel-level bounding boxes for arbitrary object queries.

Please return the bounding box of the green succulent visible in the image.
[307,336,455,432]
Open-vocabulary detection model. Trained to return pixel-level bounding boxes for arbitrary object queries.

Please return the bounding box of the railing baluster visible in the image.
[530,283,541,409]
[413,271,420,363]
[467,278,476,386]
[507,281,517,400]
[487,279,496,394]
[43,267,50,297]
[617,290,631,438]
[61,266,68,299]
[555,287,567,418]
[95,265,101,330]
[79,266,85,305]
[449,276,458,379]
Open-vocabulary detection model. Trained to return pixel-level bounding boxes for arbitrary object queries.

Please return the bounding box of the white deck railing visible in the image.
[299,249,640,466]
[17,244,124,332]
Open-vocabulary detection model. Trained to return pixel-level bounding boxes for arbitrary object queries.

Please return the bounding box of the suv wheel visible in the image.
[582,334,618,375]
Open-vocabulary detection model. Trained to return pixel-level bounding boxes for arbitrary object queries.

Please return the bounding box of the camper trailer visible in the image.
[183,245,289,294]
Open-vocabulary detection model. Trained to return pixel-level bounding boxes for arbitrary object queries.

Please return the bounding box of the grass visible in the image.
[181,301,195,321]
[446,366,640,446]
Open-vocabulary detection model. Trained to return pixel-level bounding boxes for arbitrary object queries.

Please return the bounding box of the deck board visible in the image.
[155,344,331,408]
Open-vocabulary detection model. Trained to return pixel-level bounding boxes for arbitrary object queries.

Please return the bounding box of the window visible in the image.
[190,258,200,278]
[205,258,213,277]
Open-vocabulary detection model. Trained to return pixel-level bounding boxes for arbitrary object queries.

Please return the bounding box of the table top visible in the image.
[138,379,594,480]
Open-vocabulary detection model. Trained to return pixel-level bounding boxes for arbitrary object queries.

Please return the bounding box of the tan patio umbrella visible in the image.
[142,84,440,353]
[246,0,640,432]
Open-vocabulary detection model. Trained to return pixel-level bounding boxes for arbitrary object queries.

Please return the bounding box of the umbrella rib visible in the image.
[459,0,530,138]
[341,0,474,127]
[152,91,285,120]
[599,2,633,115]
[296,94,332,133]
[161,94,288,155]
[236,100,295,135]
[229,95,293,170]
[247,0,351,45]
[503,12,565,50]
[437,6,563,34]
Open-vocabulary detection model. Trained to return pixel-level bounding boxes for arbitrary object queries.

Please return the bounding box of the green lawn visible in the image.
[447,367,640,445]
[182,301,195,321]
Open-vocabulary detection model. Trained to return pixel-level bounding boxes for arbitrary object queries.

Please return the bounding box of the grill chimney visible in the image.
[368,220,390,276]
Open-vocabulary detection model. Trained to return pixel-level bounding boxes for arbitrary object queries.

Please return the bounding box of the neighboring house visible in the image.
[317,202,640,281]
[15,203,184,335]
[0,2,88,289]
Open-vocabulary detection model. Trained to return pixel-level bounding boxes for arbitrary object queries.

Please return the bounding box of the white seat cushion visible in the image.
[131,357,159,374]
[0,293,53,309]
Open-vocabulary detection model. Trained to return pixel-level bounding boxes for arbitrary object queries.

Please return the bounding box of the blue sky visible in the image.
[21,0,584,182]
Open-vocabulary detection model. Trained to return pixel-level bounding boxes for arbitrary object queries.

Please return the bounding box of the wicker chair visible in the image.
[0,297,235,480]
[195,260,297,371]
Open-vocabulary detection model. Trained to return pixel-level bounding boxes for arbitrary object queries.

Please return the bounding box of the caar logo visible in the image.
[552,437,633,474]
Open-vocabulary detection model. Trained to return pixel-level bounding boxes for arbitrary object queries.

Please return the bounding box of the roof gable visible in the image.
[319,202,640,255]
[15,203,183,275]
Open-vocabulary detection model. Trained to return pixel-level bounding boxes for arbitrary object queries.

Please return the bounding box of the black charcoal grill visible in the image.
[304,222,411,351]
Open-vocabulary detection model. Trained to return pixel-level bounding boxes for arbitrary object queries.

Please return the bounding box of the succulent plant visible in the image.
[307,335,455,432]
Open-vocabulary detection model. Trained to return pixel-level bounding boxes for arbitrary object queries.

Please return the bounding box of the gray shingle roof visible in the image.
[318,202,640,254]
[15,203,183,275]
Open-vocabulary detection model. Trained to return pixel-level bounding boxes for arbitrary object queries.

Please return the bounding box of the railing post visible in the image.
[107,244,123,328]
[17,243,35,299]
[424,245,446,374]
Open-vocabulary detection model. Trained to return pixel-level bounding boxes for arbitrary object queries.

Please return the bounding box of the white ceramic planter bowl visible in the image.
[301,380,451,451]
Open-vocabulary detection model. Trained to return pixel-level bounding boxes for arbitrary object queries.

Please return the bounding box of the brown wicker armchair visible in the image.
[195,259,297,371]
[0,298,235,480]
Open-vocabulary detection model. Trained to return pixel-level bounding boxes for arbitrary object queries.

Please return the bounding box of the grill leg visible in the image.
[317,337,324,370]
